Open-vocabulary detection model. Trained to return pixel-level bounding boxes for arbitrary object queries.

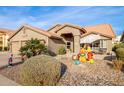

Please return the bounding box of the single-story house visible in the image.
[8,23,116,55]
[120,31,124,43]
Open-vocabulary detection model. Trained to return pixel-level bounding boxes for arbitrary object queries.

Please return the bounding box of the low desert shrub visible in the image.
[113,60,123,70]
[58,46,66,55]
[113,43,124,51]
[115,48,124,61]
[19,55,62,86]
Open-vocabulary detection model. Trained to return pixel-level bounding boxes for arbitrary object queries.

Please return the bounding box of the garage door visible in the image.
[11,41,20,55]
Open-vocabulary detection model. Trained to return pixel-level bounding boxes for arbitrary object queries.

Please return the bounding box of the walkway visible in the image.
[0,74,20,86]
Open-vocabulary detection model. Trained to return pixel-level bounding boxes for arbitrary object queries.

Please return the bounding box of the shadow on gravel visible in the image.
[104,55,116,61]
[60,63,67,77]
[0,61,23,70]
[106,62,113,69]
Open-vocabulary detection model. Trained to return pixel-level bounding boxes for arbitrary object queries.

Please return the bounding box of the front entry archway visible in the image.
[61,33,74,52]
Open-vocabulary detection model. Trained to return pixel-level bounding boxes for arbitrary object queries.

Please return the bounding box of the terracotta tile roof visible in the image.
[82,24,116,38]
[0,28,15,36]
[47,24,62,32]
[8,24,62,40]
[48,23,86,33]
[49,32,62,39]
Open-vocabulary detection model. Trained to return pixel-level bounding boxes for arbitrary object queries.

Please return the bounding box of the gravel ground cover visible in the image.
[0,56,124,86]
[58,58,124,86]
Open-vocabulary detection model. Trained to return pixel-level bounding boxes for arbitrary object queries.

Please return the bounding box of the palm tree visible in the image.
[19,38,47,58]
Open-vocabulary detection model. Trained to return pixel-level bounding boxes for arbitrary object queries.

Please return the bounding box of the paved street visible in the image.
[0,74,20,86]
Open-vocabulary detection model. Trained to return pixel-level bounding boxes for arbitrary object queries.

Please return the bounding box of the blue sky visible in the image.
[0,6,124,35]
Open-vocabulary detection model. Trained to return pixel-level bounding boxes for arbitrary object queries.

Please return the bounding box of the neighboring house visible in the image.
[0,29,14,51]
[8,23,116,55]
[120,31,124,43]
[80,24,115,53]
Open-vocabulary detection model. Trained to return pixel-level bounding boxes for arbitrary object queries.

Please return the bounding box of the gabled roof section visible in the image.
[82,24,116,38]
[47,24,62,32]
[47,23,87,33]
[8,24,61,40]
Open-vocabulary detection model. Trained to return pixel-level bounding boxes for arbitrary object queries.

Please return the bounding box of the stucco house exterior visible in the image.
[8,23,115,55]
[0,29,14,51]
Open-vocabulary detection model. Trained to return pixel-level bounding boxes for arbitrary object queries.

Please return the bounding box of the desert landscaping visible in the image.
[0,48,124,86]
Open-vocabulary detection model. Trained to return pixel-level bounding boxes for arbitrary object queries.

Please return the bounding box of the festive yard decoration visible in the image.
[79,48,87,63]
[72,44,94,65]
[87,46,94,64]
[74,60,81,65]
[72,55,81,65]
[72,55,78,60]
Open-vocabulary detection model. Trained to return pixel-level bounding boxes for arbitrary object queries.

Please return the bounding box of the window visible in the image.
[103,40,107,48]
[66,42,71,49]
[93,41,100,47]
[100,40,107,48]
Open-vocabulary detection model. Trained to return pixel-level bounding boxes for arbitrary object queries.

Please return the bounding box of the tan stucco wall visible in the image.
[48,38,65,55]
[106,39,112,53]
[74,35,80,53]
[9,27,48,55]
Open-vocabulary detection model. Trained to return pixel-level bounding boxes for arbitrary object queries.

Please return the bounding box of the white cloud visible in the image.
[0,6,123,35]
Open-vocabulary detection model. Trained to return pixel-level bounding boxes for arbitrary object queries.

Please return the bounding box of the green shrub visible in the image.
[4,47,8,51]
[113,43,124,51]
[19,38,47,58]
[58,46,66,55]
[19,55,62,86]
[115,48,124,61]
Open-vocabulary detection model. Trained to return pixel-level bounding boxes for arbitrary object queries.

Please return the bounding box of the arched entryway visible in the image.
[61,33,74,52]
[60,32,81,53]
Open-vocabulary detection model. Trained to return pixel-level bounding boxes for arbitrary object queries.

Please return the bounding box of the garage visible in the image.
[11,41,20,55]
